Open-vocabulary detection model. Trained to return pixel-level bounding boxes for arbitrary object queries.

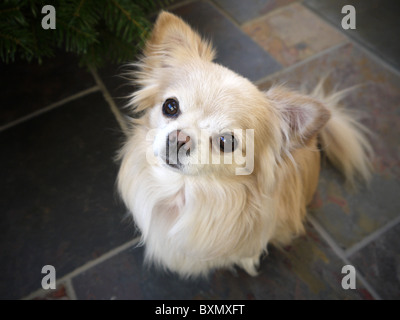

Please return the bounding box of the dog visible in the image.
[117,11,373,277]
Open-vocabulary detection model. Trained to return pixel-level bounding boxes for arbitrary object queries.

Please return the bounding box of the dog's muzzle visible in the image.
[165,130,192,168]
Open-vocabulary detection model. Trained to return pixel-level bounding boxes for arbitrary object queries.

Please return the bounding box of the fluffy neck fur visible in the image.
[118,124,280,277]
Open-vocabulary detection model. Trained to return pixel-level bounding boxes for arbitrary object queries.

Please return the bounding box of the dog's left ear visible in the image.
[266,86,331,149]
[144,11,215,64]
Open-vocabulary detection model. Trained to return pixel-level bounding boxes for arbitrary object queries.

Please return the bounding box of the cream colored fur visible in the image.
[117,12,373,277]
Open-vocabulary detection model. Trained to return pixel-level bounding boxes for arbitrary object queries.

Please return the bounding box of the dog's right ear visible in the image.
[266,86,331,150]
[129,12,215,112]
[144,11,215,65]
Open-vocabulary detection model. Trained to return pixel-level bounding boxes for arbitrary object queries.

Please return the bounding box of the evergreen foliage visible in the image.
[0,0,168,67]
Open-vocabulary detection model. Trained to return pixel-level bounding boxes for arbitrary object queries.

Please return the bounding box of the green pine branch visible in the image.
[0,0,171,68]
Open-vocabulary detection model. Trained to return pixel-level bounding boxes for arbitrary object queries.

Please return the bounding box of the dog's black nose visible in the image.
[168,130,192,153]
[165,130,192,167]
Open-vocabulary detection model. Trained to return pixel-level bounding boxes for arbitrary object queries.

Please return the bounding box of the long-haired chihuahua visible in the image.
[117,12,373,277]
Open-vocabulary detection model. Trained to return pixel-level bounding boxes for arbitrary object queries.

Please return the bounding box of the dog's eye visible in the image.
[219,134,237,153]
[162,98,180,118]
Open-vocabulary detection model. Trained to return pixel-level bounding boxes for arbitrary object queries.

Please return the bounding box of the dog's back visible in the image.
[269,83,374,246]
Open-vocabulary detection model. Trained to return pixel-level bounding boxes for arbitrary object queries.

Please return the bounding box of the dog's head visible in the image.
[130,11,330,182]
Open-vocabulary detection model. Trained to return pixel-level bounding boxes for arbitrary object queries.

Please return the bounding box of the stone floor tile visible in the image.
[243,3,345,66]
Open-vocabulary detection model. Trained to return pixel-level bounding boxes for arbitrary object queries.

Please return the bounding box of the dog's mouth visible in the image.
[164,156,182,170]
[164,149,191,170]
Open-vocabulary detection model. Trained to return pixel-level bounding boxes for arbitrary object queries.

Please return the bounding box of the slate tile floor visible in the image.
[0,52,96,129]
[242,2,346,66]
[1,0,399,300]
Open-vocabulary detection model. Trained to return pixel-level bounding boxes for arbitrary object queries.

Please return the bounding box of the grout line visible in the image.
[64,278,78,300]
[303,2,400,79]
[209,0,284,73]
[254,41,349,86]
[307,215,382,300]
[306,216,348,263]
[302,1,355,42]
[58,236,141,282]
[241,1,301,28]
[351,40,400,79]
[351,270,381,300]
[344,215,400,258]
[89,66,129,136]
[22,236,141,300]
[209,0,241,28]
[166,0,195,11]
[0,85,100,133]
